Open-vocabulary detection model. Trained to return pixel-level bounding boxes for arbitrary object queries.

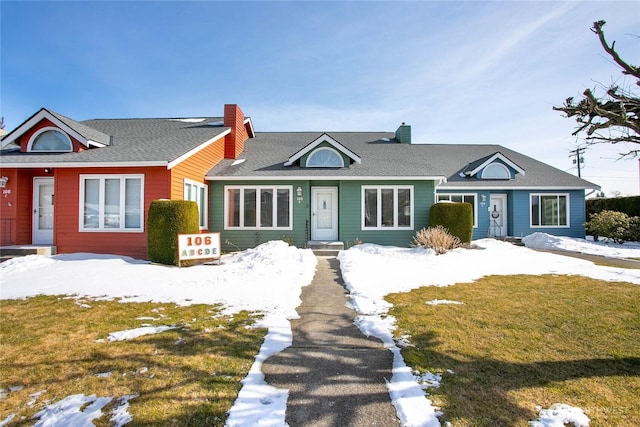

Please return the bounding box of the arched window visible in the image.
[481,163,510,179]
[306,148,344,167]
[28,128,72,152]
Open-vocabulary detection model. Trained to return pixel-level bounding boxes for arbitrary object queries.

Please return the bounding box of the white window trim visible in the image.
[481,163,511,179]
[184,179,208,230]
[530,193,570,228]
[436,193,478,228]
[224,185,293,231]
[27,127,73,152]
[361,185,414,230]
[305,147,345,168]
[79,174,145,232]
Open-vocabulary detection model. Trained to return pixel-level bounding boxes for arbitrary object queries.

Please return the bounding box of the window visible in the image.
[28,128,72,152]
[80,175,143,231]
[437,193,478,227]
[481,163,510,179]
[306,148,344,167]
[362,186,413,229]
[531,194,569,227]
[184,180,208,229]
[225,186,292,230]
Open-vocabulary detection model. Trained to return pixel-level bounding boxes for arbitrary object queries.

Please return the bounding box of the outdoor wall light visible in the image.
[0,176,8,188]
[44,168,52,174]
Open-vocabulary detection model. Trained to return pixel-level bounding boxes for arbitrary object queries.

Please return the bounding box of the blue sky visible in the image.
[2,0,639,195]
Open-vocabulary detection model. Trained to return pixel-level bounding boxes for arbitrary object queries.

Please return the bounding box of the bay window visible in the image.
[80,175,143,231]
[362,186,413,229]
[225,186,292,229]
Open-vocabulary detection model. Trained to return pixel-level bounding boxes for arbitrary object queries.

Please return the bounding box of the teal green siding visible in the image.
[210,179,437,251]
[210,180,311,252]
[338,180,435,247]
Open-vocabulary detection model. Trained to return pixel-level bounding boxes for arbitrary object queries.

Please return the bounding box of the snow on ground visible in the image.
[1,233,639,426]
[523,232,640,259]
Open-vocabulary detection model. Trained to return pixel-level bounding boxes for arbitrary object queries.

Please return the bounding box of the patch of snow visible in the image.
[426,299,463,305]
[208,120,224,126]
[0,414,15,426]
[32,394,113,427]
[110,394,138,427]
[523,232,640,259]
[231,158,246,166]
[105,325,177,342]
[529,403,590,427]
[171,118,205,123]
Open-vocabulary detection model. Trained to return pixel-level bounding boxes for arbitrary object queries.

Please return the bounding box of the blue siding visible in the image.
[436,189,587,239]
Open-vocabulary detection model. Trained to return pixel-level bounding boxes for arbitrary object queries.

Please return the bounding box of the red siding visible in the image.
[0,168,18,245]
[54,167,170,259]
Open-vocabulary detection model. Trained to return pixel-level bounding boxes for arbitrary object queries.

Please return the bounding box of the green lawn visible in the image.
[0,296,265,426]
[386,275,640,427]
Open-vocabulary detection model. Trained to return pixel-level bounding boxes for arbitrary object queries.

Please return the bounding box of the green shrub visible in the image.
[429,202,473,243]
[147,200,200,265]
[412,225,462,254]
[584,210,632,244]
[586,196,640,220]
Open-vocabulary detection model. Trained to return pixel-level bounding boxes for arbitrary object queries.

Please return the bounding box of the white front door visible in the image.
[311,187,338,241]
[33,178,55,245]
[489,194,507,238]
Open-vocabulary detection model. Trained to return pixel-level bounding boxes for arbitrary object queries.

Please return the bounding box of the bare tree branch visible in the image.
[554,20,639,157]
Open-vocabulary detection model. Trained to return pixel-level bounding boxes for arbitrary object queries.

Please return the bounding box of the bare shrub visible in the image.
[412,225,462,254]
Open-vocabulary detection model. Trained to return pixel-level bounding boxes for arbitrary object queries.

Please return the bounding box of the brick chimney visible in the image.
[223,104,248,159]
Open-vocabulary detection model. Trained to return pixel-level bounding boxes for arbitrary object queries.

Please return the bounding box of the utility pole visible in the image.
[569,147,586,177]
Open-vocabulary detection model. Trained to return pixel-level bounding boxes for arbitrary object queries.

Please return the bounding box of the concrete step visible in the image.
[0,245,57,257]
[306,241,344,256]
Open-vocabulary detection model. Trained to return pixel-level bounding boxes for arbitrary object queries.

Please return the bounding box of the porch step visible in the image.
[502,236,524,246]
[307,241,344,256]
[0,245,57,258]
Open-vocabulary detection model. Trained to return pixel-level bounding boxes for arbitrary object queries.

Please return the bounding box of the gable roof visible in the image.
[1,108,111,149]
[206,132,446,181]
[206,133,599,190]
[0,113,232,169]
[284,133,361,166]
[463,152,525,177]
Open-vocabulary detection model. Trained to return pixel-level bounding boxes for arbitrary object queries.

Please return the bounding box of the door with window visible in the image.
[33,178,54,244]
[311,187,338,241]
[489,194,507,238]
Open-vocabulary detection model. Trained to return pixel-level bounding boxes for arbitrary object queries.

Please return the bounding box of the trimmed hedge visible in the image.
[586,196,640,220]
[429,202,473,243]
[147,200,200,265]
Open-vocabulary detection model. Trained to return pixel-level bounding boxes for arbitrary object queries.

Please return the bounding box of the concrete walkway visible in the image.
[262,256,400,426]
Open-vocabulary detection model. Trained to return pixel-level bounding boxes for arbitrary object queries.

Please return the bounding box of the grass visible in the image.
[0,296,266,426]
[386,275,640,427]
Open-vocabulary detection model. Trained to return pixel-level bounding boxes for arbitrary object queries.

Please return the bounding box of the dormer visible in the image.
[284,133,361,168]
[1,108,110,153]
[462,152,525,180]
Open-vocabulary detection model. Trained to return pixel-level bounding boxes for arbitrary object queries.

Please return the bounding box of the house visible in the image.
[0,104,599,257]
[0,105,253,258]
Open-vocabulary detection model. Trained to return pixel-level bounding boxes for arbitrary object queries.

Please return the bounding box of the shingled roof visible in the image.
[206,132,599,190]
[0,114,231,168]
